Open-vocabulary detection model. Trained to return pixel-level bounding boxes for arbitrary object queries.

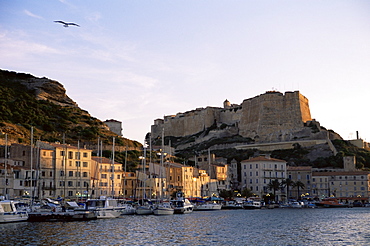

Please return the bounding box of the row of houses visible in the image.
[0,141,369,202]
[0,142,228,201]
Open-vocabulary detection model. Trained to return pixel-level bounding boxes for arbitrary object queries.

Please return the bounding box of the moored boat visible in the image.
[172,192,194,214]
[194,202,222,211]
[0,200,28,223]
[86,197,121,219]
[153,201,174,215]
[315,198,350,208]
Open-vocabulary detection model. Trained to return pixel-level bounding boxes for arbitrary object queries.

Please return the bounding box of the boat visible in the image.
[222,200,244,209]
[135,200,154,215]
[0,200,28,223]
[28,201,97,222]
[172,192,194,214]
[117,200,136,215]
[86,197,121,219]
[194,202,222,211]
[315,198,350,208]
[153,201,174,215]
[243,199,263,209]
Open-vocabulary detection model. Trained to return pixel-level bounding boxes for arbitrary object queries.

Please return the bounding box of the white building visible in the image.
[240,156,287,199]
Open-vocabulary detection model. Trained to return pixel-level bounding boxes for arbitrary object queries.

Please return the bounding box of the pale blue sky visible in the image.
[1,0,369,143]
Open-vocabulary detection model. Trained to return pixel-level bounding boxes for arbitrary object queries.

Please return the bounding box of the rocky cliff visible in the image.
[0,69,140,148]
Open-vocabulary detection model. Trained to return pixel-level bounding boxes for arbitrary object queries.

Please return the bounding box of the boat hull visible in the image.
[0,211,28,223]
[153,207,174,215]
[28,211,97,222]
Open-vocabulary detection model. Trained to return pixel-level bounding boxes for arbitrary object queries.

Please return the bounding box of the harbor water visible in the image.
[2,207,370,245]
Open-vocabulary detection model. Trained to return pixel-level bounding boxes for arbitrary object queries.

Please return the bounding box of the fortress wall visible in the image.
[152,107,219,138]
[219,107,242,126]
[151,91,313,143]
[239,91,312,142]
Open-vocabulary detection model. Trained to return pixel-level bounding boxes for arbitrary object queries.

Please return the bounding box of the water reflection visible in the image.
[1,208,370,245]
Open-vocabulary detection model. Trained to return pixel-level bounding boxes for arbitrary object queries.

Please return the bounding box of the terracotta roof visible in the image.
[241,156,286,163]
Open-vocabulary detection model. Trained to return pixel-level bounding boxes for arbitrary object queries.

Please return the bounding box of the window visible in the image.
[42,171,45,177]
[68,191,73,196]
[60,171,64,176]
[83,162,88,167]
[76,161,80,167]
[83,172,88,177]
[68,181,73,187]
[69,171,73,177]
[60,181,65,187]
[117,175,120,179]
[75,152,80,159]
[83,152,88,158]
[256,164,258,168]
[101,174,107,179]
[50,171,53,177]
[68,151,73,159]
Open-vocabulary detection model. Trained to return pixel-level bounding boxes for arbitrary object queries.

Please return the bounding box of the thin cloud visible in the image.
[24,10,43,20]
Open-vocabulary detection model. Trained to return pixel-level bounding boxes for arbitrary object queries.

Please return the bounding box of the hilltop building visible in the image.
[104,119,123,136]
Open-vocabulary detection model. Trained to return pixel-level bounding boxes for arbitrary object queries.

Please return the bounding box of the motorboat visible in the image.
[222,200,243,209]
[117,200,136,215]
[0,200,28,223]
[243,197,263,209]
[194,202,222,211]
[86,197,121,219]
[153,201,174,215]
[315,198,350,208]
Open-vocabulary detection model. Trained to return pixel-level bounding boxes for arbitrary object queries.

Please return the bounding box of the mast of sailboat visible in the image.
[62,133,66,200]
[159,128,164,200]
[208,148,211,197]
[149,134,152,199]
[30,127,34,207]
[4,133,8,199]
[123,144,128,199]
[111,137,115,197]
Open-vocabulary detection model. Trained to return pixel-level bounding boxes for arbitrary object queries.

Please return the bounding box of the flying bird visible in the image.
[54,20,80,27]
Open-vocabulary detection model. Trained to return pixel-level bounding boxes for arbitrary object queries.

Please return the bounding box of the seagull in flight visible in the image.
[54,20,80,27]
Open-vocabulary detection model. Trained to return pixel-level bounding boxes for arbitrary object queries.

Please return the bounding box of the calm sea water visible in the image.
[2,208,370,246]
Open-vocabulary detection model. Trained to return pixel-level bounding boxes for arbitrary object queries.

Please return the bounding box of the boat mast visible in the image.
[30,127,34,206]
[4,133,8,199]
[123,145,127,199]
[111,137,115,197]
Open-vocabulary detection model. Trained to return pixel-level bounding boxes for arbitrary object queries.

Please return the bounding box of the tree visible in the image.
[241,188,254,198]
[267,179,281,201]
[293,181,305,200]
[281,178,295,200]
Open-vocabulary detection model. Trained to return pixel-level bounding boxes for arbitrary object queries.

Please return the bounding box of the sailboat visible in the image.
[136,142,153,215]
[153,130,174,216]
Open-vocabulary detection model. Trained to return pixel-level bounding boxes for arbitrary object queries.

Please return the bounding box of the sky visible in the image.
[1,0,370,144]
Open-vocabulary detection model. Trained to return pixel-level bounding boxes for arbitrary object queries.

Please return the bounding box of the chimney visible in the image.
[356,131,359,139]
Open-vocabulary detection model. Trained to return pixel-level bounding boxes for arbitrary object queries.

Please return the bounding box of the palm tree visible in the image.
[293,181,305,200]
[282,178,295,200]
[267,179,281,202]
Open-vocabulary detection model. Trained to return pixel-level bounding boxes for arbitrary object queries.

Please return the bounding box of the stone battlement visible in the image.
[151,91,313,144]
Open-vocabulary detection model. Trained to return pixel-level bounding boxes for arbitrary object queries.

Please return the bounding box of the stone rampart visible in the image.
[151,91,313,144]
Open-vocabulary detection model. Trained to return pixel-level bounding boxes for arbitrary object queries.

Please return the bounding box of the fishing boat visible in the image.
[0,200,28,223]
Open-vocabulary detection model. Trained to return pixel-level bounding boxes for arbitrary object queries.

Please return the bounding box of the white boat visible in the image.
[136,205,154,215]
[86,198,121,219]
[118,201,136,215]
[243,198,263,209]
[194,202,222,211]
[153,201,174,215]
[0,200,28,223]
[172,192,194,214]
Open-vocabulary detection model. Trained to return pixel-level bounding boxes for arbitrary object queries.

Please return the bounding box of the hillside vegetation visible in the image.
[0,69,141,149]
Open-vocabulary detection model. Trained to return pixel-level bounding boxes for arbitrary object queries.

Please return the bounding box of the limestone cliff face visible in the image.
[1,70,77,107]
[151,91,340,151]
